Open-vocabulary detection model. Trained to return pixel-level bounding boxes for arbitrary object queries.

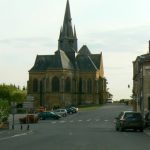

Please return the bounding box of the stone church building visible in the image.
[27,0,108,109]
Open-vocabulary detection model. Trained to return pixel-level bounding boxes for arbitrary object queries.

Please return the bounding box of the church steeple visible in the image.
[63,0,73,37]
[58,0,78,62]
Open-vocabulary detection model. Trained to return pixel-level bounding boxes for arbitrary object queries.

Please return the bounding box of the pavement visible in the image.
[0,125,33,141]
[144,127,150,136]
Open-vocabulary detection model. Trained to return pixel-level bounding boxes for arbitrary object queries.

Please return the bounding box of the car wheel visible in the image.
[119,126,124,132]
[140,128,143,132]
[134,129,137,132]
[116,127,119,131]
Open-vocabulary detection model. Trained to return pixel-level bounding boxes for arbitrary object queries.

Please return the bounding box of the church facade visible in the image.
[27,0,108,109]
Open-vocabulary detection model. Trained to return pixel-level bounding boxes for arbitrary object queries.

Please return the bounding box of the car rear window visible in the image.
[124,113,142,119]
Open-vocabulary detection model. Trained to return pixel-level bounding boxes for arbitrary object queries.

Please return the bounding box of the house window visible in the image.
[33,79,38,92]
[65,77,71,92]
[52,76,60,92]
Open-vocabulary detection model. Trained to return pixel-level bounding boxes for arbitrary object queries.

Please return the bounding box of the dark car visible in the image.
[38,111,61,120]
[65,107,76,114]
[65,106,78,114]
[115,111,144,132]
[19,114,39,124]
[144,111,150,128]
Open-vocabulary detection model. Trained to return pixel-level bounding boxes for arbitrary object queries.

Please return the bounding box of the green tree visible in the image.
[0,84,27,104]
[0,99,10,123]
[11,90,26,103]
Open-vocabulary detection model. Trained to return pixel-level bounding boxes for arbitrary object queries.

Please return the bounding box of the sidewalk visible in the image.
[0,125,32,141]
[144,127,150,136]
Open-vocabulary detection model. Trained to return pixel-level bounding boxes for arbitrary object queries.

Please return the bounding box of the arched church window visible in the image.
[33,79,38,92]
[82,79,86,93]
[46,78,49,92]
[87,79,92,93]
[65,77,71,92]
[79,78,82,93]
[52,76,60,92]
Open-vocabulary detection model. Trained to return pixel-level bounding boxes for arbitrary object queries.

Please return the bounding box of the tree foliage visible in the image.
[0,99,10,123]
[0,84,27,103]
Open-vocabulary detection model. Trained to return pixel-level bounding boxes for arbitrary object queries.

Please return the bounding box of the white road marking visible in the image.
[86,119,91,122]
[78,120,82,122]
[60,121,66,123]
[95,119,99,122]
[69,120,74,123]
[104,120,109,122]
[0,130,32,141]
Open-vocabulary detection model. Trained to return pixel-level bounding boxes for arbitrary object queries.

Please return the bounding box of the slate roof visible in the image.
[29,50,74,72]
[29,46,101,73]
[76,55,98,72]
[78,45,91,55]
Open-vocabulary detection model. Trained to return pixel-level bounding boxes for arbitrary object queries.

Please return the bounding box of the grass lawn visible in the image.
[78,104,102,111]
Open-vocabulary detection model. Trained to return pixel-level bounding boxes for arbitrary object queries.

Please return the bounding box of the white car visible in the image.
[53,109,67,117]
[107,99,113,103]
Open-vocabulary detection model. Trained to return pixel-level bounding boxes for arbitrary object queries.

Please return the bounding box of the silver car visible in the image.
[53,109,67,117]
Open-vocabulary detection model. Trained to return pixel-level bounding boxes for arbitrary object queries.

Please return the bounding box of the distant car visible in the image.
[107,99,113,103]
[53,109,67,117]
[66,107,78,114]
[70,106,78,113]
[115,111,144,132]
[19,114,39,124]
[38,111,61,120]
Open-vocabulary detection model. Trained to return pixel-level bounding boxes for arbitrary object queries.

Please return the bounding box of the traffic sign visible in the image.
[23,102,33,109]
[27,95,34,101]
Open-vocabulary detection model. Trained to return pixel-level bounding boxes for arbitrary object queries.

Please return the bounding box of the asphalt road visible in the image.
[1,104,150,150]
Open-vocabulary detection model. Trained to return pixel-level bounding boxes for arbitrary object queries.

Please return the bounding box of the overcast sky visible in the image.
[0,0,150,100]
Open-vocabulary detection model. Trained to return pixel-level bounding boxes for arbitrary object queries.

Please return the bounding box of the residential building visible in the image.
[133,42,150,114]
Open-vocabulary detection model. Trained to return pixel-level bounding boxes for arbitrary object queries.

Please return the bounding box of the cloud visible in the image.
[0,37,56,49]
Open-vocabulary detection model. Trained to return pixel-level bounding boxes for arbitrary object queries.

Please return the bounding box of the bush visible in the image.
[0,100,10,123]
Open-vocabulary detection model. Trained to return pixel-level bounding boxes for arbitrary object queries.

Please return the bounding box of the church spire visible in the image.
[74,25,77,39]
[62,0,73,37]
[58,0,78,63]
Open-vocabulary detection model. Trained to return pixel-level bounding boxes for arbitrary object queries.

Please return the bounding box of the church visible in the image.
[27,0,108,109]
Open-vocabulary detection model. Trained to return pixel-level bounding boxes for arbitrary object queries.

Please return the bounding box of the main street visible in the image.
[1,104,150,150]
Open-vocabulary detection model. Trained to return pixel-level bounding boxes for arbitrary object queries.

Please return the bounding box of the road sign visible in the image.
[27,95,34,101]
[23,102,33,109]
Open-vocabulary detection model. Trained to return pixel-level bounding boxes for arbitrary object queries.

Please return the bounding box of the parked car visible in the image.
[107,99,113,103]
[65,106,77,114]
[66,106,78,114]
[71,106,79,112]
[144,111,150,128]
[53,109,67,117]
[115,111,144,132]
[19,114,39,124]
[38,111,61,120]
